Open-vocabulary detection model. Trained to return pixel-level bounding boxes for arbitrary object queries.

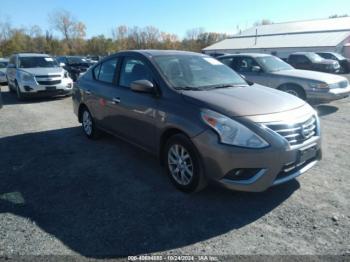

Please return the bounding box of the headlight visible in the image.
[201,109,269,148]
[21,72,35,82]
[309,82,329,89]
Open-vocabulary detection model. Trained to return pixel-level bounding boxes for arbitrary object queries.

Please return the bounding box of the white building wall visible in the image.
[204,46,340,59]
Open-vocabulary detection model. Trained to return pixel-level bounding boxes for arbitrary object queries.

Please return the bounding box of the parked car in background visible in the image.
[73,50,321,193]
[317,52,350,73]
[0,58,9,84]
[287,52,340,73]
[56,56,90,81]
[218,53,350,103]
[6,53,73,100]
[0,87,2,109]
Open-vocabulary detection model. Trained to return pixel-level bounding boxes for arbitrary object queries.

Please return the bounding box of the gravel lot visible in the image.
[0,84,349,259]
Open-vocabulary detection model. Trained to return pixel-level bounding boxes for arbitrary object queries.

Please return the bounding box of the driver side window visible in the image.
[119,58,153,88]
[234,57,259,73]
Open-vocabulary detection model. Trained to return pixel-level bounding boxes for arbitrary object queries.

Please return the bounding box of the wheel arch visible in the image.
[277,82,306,99]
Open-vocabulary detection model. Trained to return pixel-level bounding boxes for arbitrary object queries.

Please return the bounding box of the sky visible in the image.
[1,0,349,39]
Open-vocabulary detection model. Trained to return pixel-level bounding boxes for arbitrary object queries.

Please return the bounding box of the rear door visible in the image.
[83,56,120,132]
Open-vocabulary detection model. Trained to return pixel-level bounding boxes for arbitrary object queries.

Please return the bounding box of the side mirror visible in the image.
[59,62,66,67]
[7,64,16,69]
[130,80,155,93]
[252,66,262,73]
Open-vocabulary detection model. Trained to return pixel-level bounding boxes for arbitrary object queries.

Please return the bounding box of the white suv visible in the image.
[6,53,73,100]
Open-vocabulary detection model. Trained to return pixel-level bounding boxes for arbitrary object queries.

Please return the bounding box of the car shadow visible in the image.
[0,87,68,105]
[314,104,339,117]
[0,127,300,258]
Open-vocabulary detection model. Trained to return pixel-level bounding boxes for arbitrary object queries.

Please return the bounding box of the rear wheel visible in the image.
[81,107,99,139]
[164,134,207,193]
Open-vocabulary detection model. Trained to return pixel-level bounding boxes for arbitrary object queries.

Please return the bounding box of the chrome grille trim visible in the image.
[265,115,318,146]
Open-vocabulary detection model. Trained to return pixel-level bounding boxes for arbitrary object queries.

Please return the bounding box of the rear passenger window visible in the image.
[220,57,234,67]
[119,58,153,88]
[96,58,118,83]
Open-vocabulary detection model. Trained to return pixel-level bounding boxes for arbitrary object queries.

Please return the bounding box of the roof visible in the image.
[118,50,202,56]
[239,17,350,36]
[16,53,49,57]
[219,53,271,58]
[203,31,350,51]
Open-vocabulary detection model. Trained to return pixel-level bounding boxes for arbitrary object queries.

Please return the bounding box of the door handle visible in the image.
[85,89,91,95]
[112,97,121,104]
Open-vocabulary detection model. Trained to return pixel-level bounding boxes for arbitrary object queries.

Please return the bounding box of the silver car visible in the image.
[0,58,8,84]
[218,53,350,102]
[6,53,73,100]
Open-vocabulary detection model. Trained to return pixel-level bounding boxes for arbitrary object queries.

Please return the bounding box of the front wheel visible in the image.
[15,82,25,100]
[81,107,99,139]
[280,85,306,100]
[164,134,207,193]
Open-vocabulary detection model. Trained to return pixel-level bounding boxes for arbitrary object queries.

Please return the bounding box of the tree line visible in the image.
[0,9,229,57]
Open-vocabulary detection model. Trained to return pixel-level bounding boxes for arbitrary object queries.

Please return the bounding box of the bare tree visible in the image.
[49,9,76,41]
[253,19,273,26]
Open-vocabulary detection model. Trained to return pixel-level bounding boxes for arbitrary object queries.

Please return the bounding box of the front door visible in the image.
[106,56,158,151]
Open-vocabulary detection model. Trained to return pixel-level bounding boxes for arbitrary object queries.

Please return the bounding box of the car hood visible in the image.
[272,69,346,83]
[182,84,306,117]
[19,67,64,76]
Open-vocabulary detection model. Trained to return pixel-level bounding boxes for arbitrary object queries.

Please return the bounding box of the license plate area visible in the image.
[46,86,56,91]
[298,145,318,163]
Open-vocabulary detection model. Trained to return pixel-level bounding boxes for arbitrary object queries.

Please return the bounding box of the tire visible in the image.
[164,134,207,193]
[81,107,100,139]
[15,81,25,100]
[279,85,306,100]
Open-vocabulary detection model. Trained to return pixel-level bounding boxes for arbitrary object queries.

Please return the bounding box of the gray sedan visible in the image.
[218,53,350,102]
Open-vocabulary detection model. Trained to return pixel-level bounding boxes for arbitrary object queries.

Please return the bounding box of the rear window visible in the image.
[0,61,8,68]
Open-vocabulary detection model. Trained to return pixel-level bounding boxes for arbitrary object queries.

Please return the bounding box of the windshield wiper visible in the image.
[175,86,201,91]
[207,84,247,90]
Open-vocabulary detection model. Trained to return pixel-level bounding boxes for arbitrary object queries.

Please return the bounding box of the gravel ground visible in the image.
[0,84,349,259]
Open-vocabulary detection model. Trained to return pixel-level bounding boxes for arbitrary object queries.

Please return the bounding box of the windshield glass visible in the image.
[307,53,324,62]
[256,56,294,72]
[67,57,86,64]
[19,57,58,68]
[0,61,8,68]
[153,55,247,89]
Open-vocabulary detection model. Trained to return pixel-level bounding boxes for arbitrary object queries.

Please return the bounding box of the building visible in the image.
[203,17,350,59]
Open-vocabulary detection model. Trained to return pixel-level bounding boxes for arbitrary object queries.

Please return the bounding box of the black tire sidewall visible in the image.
[164,134,206,193]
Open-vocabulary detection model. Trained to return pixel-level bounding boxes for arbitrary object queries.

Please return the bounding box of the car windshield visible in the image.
[19,57,58,68]
[67,57,85,64]
[153,55,247,90]
[256,56,294,72]
[0,61,8,68]
[306,53,324,62]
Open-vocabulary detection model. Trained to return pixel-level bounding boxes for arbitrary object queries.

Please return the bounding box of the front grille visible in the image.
[266,116,317,146]
[37,80,61,85]
[36,75,61,78]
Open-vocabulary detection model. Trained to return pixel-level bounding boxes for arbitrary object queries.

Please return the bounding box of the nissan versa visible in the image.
[73,50,322,193]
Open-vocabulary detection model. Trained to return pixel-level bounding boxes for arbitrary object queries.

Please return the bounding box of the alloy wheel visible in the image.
[82,110,92,136]
[167,144,194,186]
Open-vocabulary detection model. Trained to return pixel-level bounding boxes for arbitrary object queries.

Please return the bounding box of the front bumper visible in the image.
[18,79,73,97]
[307,86,350,102]
[192,128,321,192]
